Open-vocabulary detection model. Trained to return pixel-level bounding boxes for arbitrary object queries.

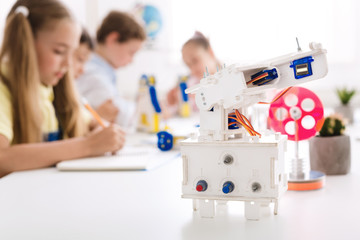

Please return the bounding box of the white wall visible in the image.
[170,0,360,107]
[0,1,16,35]
[1,0,359,107]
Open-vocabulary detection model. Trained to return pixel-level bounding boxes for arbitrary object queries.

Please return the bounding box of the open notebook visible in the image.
[56,146,180,171]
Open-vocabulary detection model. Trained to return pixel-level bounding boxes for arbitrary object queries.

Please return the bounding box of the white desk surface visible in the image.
[0,129,360,240]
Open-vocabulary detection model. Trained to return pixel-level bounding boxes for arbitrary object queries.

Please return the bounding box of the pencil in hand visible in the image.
[82,97,106,128]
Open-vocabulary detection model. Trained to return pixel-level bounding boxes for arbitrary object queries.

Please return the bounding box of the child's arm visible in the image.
[167,86,180,106]
[160,86,181,119]
[95,99,119,123]
[0,125,125,177]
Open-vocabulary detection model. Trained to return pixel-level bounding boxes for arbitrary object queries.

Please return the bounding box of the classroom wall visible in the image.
[1,0,359,107]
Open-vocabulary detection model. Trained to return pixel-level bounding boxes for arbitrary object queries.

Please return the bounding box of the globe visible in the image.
[134,4,163,40]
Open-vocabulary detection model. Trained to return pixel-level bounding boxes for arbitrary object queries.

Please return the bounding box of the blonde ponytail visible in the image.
[0,11,42,144]
[53,72,87,138]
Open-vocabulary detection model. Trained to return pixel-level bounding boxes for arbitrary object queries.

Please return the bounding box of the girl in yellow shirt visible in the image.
[0,0,126,178]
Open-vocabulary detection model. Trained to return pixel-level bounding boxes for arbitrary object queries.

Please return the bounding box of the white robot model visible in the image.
[180,42,328,220]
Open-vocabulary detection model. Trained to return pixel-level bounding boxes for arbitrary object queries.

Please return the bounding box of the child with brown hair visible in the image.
[76,11,146,127]
[73,27,94,80]
[165,31,221,116]
[72,27,119,123]
[0,0,126,178]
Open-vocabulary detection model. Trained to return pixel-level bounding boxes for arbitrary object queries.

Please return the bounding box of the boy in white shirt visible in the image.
[76,11,146,128]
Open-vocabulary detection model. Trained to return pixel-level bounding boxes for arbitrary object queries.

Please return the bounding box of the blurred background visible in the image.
[1,0,359,108]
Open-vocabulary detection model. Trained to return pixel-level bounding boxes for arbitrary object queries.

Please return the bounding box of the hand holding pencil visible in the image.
[82,98,126,156]
[82,97,106,128]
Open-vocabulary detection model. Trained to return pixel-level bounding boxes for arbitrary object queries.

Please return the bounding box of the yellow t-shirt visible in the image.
[0,81,13,141]
[0,81,91,143]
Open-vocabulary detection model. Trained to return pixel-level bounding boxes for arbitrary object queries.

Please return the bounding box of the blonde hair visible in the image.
[0,0,87,144]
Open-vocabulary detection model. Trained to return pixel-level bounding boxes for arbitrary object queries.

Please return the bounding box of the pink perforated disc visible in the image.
[269,87,324,141]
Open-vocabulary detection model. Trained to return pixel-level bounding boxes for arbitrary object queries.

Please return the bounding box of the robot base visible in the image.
[185,197,278,220]
[181,135,287,220]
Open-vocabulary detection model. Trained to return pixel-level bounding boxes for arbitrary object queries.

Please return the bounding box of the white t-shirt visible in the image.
[76,53,136,128]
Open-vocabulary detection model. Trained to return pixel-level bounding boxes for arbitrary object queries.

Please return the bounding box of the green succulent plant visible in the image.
[336,87,356,105]
[319,114,346,137]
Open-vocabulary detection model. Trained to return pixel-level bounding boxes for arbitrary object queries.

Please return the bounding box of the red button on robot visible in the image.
[196,180,208,192]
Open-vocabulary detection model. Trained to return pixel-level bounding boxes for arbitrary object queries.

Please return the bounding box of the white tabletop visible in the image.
[0,130,359,240]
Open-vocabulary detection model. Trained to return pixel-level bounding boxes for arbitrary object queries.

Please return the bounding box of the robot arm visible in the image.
[186,42,327,111]
[185,42,328,141]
